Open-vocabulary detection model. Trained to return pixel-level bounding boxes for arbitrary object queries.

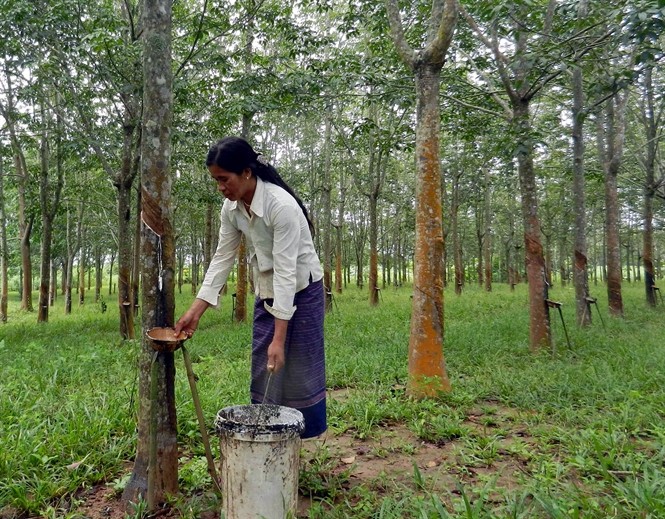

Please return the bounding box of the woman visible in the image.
[175,136,326,439]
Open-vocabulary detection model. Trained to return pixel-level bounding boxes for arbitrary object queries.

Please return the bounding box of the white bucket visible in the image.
[215,404,305,519]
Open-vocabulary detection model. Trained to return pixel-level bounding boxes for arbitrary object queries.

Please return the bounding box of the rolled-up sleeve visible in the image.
[264,203,300,320]
[197,204,242,307]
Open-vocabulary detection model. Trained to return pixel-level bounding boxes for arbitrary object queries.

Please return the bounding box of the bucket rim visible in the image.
[215,404,305,436]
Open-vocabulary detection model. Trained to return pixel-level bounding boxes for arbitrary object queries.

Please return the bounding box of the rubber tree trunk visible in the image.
[334,157,347,294]
[571,53,589,327]
[641,67,657,307]
[322,105,334,311]
[122,0,177,509]
[483,167,492,292]
[514,99,552,351]
[408,63,451,396]
[0,158,7,323]
[386,0,456,396]
[601,95,626,317]
[118,163,136,338]
[37,117,59,323]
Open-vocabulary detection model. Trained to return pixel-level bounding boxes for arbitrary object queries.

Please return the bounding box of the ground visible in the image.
[69,391,533,518]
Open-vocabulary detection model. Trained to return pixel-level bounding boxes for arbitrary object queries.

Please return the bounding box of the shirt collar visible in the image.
[248,176,265,218]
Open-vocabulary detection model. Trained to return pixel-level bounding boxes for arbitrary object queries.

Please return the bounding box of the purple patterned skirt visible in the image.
[250,278,326,438]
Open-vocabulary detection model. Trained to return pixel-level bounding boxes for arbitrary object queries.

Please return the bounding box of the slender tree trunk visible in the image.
[0,158,7,323]
[334,158,347,294]
[233,2,256,323]
[50,261,57,306]
[234,124,251,322]
[123,0,177,508]
[600,94,627,317]
[451,171,463,295]
[203,203,214,271]
[2,66,33,311]
[133,184,142,315]
[65,208,76,315]
[78,229,86,306]
[38,111,54,323]
[514,99,551,350]
[108,252,115,296]
[483,167,492,292]
[20,216,34,312]
[369,190,379,305]
[322,105,333,311]
[95,248,103,302]
[641,67,657,306]
[118,181,135,338]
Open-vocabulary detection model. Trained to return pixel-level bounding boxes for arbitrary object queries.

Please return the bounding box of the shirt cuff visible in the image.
[264,300,296,320]
[197,286,222,308]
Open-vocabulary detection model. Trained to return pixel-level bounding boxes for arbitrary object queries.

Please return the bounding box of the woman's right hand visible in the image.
[174,298,210,338]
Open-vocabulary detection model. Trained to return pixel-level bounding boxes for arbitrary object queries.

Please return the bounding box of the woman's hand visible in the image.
[174,298,210,338]
[267,340,285,373]
[267,318,288,373]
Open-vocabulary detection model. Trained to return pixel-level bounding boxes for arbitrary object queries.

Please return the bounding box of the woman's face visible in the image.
[209,164,252,201]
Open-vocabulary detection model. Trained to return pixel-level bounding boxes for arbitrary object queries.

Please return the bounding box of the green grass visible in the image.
[1,281,664,517]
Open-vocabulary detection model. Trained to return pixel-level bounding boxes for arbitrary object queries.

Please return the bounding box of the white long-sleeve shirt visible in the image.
[197,177,323,320]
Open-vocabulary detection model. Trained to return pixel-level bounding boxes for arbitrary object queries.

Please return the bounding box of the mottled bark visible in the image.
[94,248,103,302]
[233,7,255,323]
[451,170,463,295]
[408,64,450,395]
[322,106,333,311]
[641,67,657,307]
[0,158,7,323]
[123,0,177,509]
[483,167,492,292]
[386,0,456,397]
[369,191,379,306]
[117,120,138,338]
[235,237,248,322]
[514,99,551,350]
[334,160,347,294]
[599,94,627,317]
[203,203,214,271]
[78,231,86,306]
[37,105,64,323]
[1,67,33,312]
[132,184,142,315]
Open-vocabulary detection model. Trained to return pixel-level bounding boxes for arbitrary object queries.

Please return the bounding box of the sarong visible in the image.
[250,278,327,438]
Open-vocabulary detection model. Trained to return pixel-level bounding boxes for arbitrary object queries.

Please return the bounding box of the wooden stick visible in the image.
[181,344,222,495]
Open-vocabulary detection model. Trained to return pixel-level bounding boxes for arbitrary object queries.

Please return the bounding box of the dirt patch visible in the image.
[65,399,535,518]
[72,485,131,519]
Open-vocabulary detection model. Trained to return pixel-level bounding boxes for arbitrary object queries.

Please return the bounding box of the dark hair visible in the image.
[206,137,314,234]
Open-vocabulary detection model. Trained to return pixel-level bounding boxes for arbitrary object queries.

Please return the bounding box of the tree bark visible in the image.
[514,99,551,350]
[599,93,627,317]
[407,63,451,395]
[641,67,657,307]
[0,157,7,323]
[123,0,177,509]
[117,122,138,339]
[1,66,33,312]
[334,154,348,294]
[37,101,64,323]
[386,0,456,397]
[322,104,333,311]
[483,167,492,292]
[451,170,463,295]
